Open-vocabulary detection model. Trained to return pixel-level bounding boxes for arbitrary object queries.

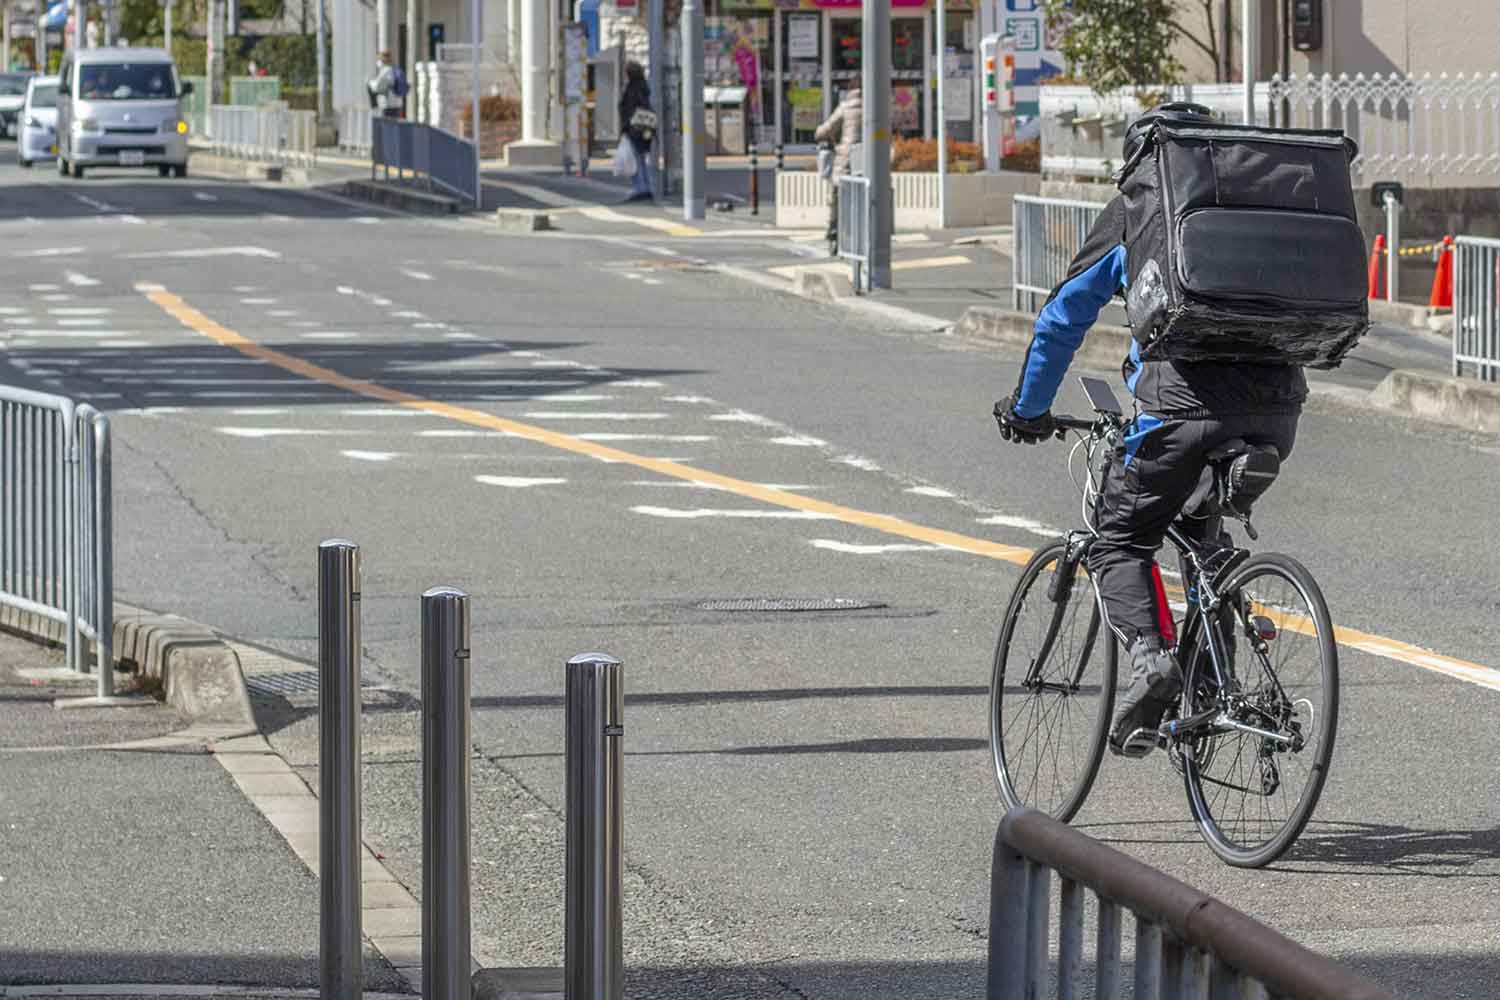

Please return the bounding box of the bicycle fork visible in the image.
[1025,538,1095,691]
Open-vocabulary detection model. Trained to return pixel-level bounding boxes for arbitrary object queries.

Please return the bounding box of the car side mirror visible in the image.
[180,80,194,96]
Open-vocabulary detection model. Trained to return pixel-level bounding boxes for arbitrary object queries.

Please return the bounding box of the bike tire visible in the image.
[990,541,1117,822]
[1180,552,1339,868]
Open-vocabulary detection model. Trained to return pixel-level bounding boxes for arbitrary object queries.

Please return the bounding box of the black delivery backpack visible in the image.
[1116,119,1370,368]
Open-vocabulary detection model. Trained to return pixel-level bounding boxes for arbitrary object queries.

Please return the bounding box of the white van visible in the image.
[55,47,192,179]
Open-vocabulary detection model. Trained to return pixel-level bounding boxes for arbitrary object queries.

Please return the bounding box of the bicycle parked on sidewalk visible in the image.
[988,377,1339,869]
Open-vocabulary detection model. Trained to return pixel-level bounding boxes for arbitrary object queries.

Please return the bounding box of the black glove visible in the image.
[994,395,1055,445]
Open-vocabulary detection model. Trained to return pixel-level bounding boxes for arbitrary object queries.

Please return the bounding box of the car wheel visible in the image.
[157,165,170,178]
[72,162,85,178]
[173,163,188,179]
[18,158,31,168]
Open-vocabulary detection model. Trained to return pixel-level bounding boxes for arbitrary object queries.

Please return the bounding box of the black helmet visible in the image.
[1123,102,1216,161]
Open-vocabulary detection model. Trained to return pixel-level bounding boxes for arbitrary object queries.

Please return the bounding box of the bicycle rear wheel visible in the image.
[990,540,1117,822]
[1180,552,1338,868]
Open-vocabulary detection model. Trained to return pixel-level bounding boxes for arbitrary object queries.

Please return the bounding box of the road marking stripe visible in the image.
[812,539,950,555]
[633,506,833,520]
[139,284,1500,691]
[475,475,568,488]
[577,205,701,238]
[891,254,972,272]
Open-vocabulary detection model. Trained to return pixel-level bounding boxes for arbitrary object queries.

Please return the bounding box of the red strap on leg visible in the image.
[1151,562,1177,647]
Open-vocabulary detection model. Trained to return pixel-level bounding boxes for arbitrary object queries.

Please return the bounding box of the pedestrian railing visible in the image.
[1453,235,1500,382]
[837,174,872,294]
[989,808,1394,1000]
[371,116,479,208]
[338,106,373,157]
[208,104,318,167]
[1267,72,1500,187]
[1,386,115,698]
[1012,194,1108,313]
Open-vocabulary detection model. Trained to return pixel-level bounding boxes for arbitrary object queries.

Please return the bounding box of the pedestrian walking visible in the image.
[367,50,407,119]
[814,85,862,248]
[618,61,656,203]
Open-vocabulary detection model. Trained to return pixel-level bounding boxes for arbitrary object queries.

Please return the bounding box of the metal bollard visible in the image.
[318,539,363,1000]
[749,146,759,216]
[775,143,784,172]
[422,587,473,1000]
[565,653,624,1000]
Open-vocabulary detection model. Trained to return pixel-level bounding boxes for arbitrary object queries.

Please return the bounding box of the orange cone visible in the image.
[1429,235,1454,309]
[1368,234,1386,299]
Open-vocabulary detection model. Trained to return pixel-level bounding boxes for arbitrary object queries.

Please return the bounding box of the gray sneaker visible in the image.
[1109,638,1183,758]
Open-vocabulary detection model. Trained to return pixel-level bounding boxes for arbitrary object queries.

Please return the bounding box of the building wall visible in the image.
[1287,0,1495,78]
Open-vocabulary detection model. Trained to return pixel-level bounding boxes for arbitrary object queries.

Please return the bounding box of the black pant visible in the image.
[1085,411,1300,648]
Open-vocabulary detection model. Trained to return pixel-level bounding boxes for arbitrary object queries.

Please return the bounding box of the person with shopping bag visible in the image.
[618,61,656,203]
[815,85,862,249]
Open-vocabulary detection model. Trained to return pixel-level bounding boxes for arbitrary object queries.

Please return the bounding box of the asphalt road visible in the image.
[3,148,1500,997]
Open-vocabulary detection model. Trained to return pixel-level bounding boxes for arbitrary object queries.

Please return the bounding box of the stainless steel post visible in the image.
[92,413,112,698]
[935,0,946,226]
[422,587,472,1000]
[680,0,704,220]
[319,539,362,1000]
[646,0,663,199]
[1384,190,1400,303]
[315,0,327,116]
[565,653,624,1000]
[862,0,891,288]
[985,828,1027,1000]
[164,0,172,56]
[1240,0,1257,124]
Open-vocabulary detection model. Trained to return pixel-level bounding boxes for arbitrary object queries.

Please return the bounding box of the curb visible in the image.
[955,305,1134,371]
[188,150,308,184]
[0,600,255,731]
[344,178,463,214]
[1368,297,1451,333]
[715,263,950,333]
[1372,368,1500,434]
[495,207,552,232]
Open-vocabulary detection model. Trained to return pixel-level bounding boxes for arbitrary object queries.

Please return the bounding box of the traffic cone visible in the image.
[1429,235,1454,309]
[1368,234,1386,299]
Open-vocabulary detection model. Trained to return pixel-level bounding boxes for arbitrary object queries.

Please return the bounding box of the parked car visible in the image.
[0,71,34,139]
[17,76,60,167]
[55,47,191,178]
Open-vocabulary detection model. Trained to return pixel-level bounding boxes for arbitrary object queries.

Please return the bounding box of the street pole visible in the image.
[405,0,417,113]
[862,0,891,288]
[207,0,223,104]
[646,0,663,199]
[163,0,172,57]
[315,0,327,116]
[376,0,389,68]
[74,0,84,51]
[470,0,479,203]
[935,0,946,227]
[1240,0,1257,124]
[680,0,704,220]
[3,9,12,73]
[520,0,546,142]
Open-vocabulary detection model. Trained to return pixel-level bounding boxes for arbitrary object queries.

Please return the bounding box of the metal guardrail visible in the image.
[989,809,1395,1000]
[209,104,318,167]
[1,386,114,698]
[1012,194,1109,313]
[836,174,871,294]
[371,116,479,208]
[338,106,373,156]
[1454,235,1500,382]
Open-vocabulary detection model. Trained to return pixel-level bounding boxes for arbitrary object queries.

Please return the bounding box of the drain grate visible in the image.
[695,598,887,613]
[245,670,379,698]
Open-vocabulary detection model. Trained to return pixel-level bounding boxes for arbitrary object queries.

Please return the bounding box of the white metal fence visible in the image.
[1012,194,1109,312]
[1454,235,1500,382]
[1,386,115,698]
[338,106,372,156]
[1266,73,1500,187]
[836,175,871,294]
[209,104,318,167]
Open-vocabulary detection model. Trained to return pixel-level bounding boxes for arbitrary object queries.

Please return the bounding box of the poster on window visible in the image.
[892,85,919,133]
[788,15,819,59]
[944,77,971,120]
[788,85,823,130]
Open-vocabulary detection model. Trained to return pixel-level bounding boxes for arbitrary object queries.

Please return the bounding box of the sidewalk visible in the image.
[0,630,407,995]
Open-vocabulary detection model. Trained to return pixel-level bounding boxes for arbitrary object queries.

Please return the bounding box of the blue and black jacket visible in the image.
[1013,197,1308,424]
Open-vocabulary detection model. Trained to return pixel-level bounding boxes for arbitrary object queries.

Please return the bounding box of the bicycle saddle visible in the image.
[1183,439,1282,524]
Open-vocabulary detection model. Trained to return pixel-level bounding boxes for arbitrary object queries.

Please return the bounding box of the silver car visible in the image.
[0,71,32,139]
[55,47,192,178]
[17,76,60,167]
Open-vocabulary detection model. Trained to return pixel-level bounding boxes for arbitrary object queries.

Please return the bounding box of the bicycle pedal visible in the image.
[1110,727,1158,759]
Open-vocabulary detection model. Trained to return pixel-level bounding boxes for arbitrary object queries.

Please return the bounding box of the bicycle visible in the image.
[988,377,1339,868]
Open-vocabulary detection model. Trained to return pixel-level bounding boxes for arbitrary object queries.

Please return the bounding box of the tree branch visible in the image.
[1168,17,1219,65]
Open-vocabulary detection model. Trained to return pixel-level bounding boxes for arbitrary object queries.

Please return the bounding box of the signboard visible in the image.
[787,84,822,129]
[787,14,818,58]
[997,0,1063,117]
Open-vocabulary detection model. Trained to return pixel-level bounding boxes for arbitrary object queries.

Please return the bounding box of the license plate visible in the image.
[118,150,146,166]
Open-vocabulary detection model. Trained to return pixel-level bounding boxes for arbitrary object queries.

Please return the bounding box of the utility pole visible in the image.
[935,0,946,226]
[164,0,172,55]
[861,0,891,288]
[646,0,663,198]
[680,0,704,219]
[74,0,85,52]
[376,0,389,65]
[3,9,12,73]
[207,0,223,104]
[315,0,327,115]
[405,0,418,117]
[1240,0,1257,123]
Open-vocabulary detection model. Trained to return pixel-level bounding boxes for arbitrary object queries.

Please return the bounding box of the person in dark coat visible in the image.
[618,61,655,202]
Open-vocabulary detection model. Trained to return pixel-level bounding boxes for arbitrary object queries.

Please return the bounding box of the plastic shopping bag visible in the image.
[612,137,639,178]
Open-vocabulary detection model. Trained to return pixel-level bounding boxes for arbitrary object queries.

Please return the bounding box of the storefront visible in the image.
[704,0,978,150]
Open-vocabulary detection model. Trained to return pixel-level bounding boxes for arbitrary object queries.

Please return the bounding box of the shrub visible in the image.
[1002,137,1041,173]
[460,95,521,128]
[891,137,982,173]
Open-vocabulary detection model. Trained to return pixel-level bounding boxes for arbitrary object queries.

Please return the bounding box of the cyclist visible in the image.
[993,103,1306,758]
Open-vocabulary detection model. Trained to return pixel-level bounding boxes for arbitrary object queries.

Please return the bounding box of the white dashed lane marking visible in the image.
[475,475,569,488]
[906,486,955,498]
[631,506,834,520]
[522,412,670,421]
[810,540,951,555]
[342,450,399,462]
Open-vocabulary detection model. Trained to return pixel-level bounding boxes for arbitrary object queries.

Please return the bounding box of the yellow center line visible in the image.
[138,284,1500,693]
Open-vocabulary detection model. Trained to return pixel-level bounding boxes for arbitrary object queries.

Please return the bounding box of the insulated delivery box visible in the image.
[1117,120,1369,368]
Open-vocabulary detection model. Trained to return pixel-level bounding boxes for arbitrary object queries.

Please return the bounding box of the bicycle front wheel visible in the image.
[1181,552,1339,868]
[990,541,1117,822]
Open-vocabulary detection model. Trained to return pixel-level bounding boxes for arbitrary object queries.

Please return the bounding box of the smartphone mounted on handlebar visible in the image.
[1079,376,1124,417]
